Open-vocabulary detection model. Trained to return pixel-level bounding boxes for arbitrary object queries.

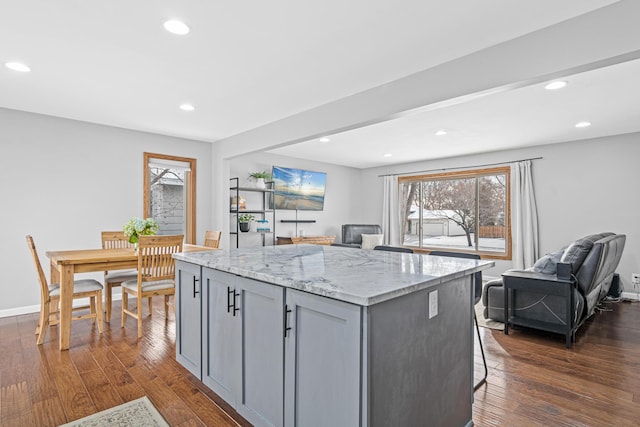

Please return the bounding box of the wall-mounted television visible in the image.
[272,166,327,211]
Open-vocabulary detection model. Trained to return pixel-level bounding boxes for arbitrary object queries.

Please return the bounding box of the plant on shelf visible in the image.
[123,217,159,246]
[248,171,271,189]
[238,213,255,232]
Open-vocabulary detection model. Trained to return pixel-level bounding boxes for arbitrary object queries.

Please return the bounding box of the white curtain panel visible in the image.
[382,175,401,246]
[382,176,400,246]
[512,160,539,269]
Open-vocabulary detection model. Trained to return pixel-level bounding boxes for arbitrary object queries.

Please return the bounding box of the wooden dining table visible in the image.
[46,243,213,350]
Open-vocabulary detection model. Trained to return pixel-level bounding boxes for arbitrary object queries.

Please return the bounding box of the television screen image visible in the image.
[272,166,327,211]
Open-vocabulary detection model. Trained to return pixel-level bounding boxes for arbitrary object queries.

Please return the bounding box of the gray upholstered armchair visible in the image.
[331,224,382,248]
[483,232,625,347]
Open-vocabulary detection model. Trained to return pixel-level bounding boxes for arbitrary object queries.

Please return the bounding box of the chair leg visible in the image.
[137,295,144,338]
[147,297,152,315]
[121,291,128,328]
[49,300,59,324]
[37,301,51,345]
[473,310,488,391]
[164,295,170,318]
[96,291,104,333]
[105,282,112,322]
[89,296,96,324]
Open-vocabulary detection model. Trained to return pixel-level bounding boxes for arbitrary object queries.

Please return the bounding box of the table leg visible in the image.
[59,264,74,350]
[50,260,60,284]
[49,261,61,323]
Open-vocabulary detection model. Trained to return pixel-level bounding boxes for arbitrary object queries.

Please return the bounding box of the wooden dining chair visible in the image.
[204,230,222,248]
[121,234,183,338]
[26,235,104,345]
[101,231,140,322]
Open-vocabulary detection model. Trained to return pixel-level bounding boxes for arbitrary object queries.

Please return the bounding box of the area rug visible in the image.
[475,300,504,330]
[60,396,169,427]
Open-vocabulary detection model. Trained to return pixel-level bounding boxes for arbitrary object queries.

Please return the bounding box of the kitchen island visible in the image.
[173,244,493,427]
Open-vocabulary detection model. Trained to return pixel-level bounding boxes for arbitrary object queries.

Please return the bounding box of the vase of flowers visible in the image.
[124,217,159,249]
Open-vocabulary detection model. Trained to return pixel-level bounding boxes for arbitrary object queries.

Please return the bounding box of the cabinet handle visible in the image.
[227,286,234,313]
[233,290,240,316]
[193,276,199,298]
[284,304,292,338]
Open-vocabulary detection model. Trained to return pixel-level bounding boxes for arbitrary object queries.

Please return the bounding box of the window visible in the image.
[143,152,196,244]
[399,167,510,259]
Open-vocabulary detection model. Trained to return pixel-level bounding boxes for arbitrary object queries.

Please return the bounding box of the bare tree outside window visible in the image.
[149,167,185,235]
[400,167,510,258]
[143,152,196,244]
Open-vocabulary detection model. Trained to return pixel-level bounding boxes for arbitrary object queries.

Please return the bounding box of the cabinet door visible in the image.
[175,261,202,377]
[236,277,285,427]
[284,289,362,427]
[202,269,241,405]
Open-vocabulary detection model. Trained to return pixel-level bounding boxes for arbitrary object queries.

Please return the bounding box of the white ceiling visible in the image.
[1,0,633,169]
[270,58,640,168]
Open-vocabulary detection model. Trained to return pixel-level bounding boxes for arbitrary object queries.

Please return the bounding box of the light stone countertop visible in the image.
[174,244,494,306]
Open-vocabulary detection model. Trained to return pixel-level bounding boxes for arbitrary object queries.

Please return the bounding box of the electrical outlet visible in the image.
[429,290,438,319]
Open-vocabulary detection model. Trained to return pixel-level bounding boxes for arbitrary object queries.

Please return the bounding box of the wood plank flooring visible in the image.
[1,298,639,426]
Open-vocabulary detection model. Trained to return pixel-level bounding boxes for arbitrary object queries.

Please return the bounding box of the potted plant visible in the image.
[238,213,255,232]
[248,171,271,189]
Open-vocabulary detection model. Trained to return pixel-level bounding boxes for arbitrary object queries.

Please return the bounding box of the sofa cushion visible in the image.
[560,238,594,273]
[341,224,382,245]
[531,249,565,274]
[361,234,384,250]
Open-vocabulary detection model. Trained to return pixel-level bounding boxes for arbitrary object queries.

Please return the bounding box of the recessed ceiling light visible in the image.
[575,121,591,128]
[545,80,567,90]
[179,104,195,111]
[5,62,31,72]
[434,130,447,136]
[383,153,392,158]
[319,137,330,143]
[164,20,190,35]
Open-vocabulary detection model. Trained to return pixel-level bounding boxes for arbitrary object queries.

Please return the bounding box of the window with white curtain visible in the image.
[399,166,511,259]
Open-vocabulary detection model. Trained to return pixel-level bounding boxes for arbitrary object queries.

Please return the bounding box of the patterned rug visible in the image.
[475,300,504,330]
[60,397,169,427]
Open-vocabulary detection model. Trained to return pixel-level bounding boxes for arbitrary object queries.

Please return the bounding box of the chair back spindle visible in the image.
[101,231,134,249]
[138,235,183,283]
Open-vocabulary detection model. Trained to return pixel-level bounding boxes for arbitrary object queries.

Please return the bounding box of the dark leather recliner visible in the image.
[331,224,382,248]
[483,232,625,347]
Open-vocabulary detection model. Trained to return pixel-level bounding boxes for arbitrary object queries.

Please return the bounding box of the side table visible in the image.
[276,236,336,246]
[503,270,576,348]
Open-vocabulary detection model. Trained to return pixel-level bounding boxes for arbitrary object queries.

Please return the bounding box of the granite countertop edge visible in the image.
[174,247,494,306]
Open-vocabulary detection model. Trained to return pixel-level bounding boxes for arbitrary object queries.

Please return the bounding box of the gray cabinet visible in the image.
[202,269,285,427]
[201,268,239,404]
[284,288,362,427]
[175,261,202,378]
[176,265,473,427]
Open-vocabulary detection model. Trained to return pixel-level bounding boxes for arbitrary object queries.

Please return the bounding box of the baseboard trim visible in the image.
[0,294,124,319]
[621,291,640,301]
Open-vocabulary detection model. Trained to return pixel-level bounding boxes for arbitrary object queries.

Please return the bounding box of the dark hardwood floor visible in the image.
[1,298,639,426]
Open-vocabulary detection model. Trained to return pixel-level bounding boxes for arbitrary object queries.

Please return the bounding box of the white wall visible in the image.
[230,152,361,244]
[5,105,638,313]
[0,108,212,314]
[360,133,640,287]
